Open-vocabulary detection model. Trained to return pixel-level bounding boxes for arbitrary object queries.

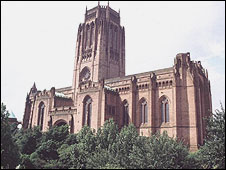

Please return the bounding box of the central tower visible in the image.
[72,3,125,96]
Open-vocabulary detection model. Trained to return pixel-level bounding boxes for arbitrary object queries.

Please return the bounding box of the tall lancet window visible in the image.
[141,100,148,124]
[38,102,45,130]
[114,26,118,51]
[110,24,114,49]
[83,96,92,127]
[90,22,94,47]
[85,24,90,48]
[123,100,129,126]
[161,97,169,123]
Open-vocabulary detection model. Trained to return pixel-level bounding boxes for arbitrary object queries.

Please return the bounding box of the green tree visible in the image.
[57,144,78,169]
[36,139,59,161]
[1,103,20,169]
[86,119,119,169]
[65,133,77,145]
[113,124,139,169]
[42,124,69,147]
[127,136,150,169]
[95,118,119,150]
[14,126,42,155]
[146,131,189,169]
[32,125,70,169]
[128,131,190,169]
[74,126,97,169]
[198,105,225,169]
[18,154,35,169]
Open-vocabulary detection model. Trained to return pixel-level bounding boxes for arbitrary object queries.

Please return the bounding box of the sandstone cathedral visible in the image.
[22,3,212,151]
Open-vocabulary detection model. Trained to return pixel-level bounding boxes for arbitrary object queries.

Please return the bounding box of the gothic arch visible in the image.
[80,66,91,82]
[159,95,170,123]
[159,95,171,104]
[83,95,92,127]
[122,100,129,126]
[37,101,45,130]
[54,119,67,126]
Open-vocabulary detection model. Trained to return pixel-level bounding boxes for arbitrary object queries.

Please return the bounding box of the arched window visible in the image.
[80,67,91,82]
[83,96,92,126]
[38,102,45,130]
[141,99,148,124]
[161,97,169,123]
[54,120,67,126]
[123,100,129,126]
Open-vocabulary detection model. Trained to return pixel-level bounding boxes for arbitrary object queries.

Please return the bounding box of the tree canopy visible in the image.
[1,103,20,169]
[1,103,225,169]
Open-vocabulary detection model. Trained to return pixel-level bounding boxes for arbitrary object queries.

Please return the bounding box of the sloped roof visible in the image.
[9,111,16,119]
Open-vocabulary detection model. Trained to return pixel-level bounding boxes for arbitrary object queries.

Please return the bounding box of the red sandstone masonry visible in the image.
[22,4,212,152]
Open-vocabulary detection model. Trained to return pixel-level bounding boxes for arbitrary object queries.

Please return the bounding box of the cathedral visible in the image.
[22,3,212,151]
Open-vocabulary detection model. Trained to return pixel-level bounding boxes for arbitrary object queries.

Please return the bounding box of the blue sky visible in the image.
[1,1,225,121]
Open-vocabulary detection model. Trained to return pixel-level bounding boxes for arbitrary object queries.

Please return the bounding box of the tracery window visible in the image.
[38,102,45,130]
[83,96,92,126]
[141,100,148,124]
[161,97,169,123]
[80,67,91,82]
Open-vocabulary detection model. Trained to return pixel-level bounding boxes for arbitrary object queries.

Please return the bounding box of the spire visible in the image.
[26,93,29,101]
[86,6,87,14]
[32,82,36,89]
[108,1,109,7]
[98,1,100,6]
[30,82,37,94]
[119,9,120,16]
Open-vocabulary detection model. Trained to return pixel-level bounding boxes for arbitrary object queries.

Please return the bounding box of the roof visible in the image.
[104,85,116,92]
[9,111,16,119]
[55,92,70,99]
[105,67,174,84]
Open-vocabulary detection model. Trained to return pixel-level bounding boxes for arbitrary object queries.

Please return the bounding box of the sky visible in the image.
[1,1,225,121]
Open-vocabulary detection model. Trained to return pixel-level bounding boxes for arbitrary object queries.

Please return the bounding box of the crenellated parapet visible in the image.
[49,106,76,116]
[174,52,209,81]
[78,80,101,93]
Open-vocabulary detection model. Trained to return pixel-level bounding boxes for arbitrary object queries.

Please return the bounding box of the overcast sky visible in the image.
[1,1,225,121]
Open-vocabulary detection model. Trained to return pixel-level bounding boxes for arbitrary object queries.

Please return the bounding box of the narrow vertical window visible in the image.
[141,100,148,124]
[123,101,129,126]
[144,103,148,123]
[165,102,169,122]
[87,103,92,126]
[83,96,92,127]
[38,102,45,131]
[161,97,169,123]
[161,102,165,123]
[90,22,94,46]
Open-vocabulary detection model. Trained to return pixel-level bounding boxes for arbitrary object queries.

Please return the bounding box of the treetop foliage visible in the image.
[1,102,225,169]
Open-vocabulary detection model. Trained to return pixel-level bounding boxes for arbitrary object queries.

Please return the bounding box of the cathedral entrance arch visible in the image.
[54,119,67,126]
